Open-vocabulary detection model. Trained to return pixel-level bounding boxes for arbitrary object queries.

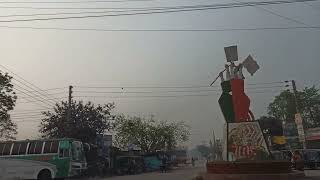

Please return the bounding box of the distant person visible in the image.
[160,155,168,173]
[293,150,304,171]
[287,151,292,161]
[191,157,195,167]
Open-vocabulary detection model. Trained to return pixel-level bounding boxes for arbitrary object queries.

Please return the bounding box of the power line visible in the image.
[0,0,154,3]
[14,119,42,122]
[10,111,44,115]
[12,80,58,105]
[0,0,316,10]
[11,108,53,112]
[74,82,285,89]
[74,89,220,94]
[75,94,214,99]
[74,90,283,99]
[16,97,67,104]
[12,83,57,106]
[246,85,285,89]
[247,81,285,85]
[41,87,68,91]
[0,5,222,18]
[234,0,309,26]
[1,25,319,32]
[0,0,312,18]
[0,64,60,104]
[73,86,284,94]
[12,117,44,121]
[74,85,213,89]
[0,0,317,23]
[19,91,67,99]
[10,114,45,118]
[11,87,51,109]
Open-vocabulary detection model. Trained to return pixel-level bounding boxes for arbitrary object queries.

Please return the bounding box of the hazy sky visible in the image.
[0,0,320,147]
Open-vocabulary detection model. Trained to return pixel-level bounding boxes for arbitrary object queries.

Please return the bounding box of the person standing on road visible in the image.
[293,150,304,171]
[160,155,168,173]
[191,157,195,167]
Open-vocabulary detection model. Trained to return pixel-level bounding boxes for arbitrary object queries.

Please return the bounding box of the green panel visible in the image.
[219,93,235,123]
[60,141,70,149]
[219,81,235,123]
[221,81,232,93]
[54,157,71,178]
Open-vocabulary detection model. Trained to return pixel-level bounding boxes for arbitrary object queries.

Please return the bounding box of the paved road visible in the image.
[107,166,204,180]
[305,170,320,180]
[84,167,320,180]
[84,164,205,180]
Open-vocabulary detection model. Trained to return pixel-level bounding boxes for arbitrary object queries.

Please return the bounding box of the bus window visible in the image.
[51,141,59,153]
[0,143,4,156]
[59,148,70,158]
[44,141,52,154]
[34,141,43,154]
[11,143,20,155]
[19,142,28,155]
[72,141,85,161]
[44,141,59,154]
[3,143,12,156]
[28,142,36,154]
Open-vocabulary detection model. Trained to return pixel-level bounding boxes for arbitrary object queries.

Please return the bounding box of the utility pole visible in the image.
[289,80,307,149]
[67,85,73,123]
[291,80,300,113]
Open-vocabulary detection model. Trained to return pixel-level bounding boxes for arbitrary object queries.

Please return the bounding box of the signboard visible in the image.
[224,45,238,62]
[96,134,112,157]
[306,127,320,141]
[242,55,260,76]
[283,122,302,149]
[227,122,270,161]
[286,136,303,149]
[295,113,306,144]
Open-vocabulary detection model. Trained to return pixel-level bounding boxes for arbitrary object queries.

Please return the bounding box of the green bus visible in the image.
[0,138,87,180]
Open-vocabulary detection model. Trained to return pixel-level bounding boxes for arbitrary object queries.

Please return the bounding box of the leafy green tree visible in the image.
[299,86,320,128]
[40,101,115,143]
[268,86,320,128]
[268,90,296,122]
[114,115,190,153]
[0,72,17,140]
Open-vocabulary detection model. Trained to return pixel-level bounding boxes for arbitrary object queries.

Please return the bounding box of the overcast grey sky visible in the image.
[1,0,320,147]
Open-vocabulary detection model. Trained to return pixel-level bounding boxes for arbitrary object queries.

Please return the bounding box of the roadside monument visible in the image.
[201,46,304,180]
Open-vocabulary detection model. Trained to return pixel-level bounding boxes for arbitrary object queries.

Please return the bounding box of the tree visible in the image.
[114,115,190,153]
[0,72,17,140]
[268,90,296,122]
[299,86,320,128]
[267,86,320,128]
[40,101,115,144]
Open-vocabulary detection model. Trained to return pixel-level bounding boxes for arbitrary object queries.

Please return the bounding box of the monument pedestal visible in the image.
[199,161,305,180]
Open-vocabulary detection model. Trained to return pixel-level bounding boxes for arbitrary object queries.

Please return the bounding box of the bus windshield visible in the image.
[71,141,85,162]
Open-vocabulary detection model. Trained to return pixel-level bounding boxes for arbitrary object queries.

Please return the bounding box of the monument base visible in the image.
[199,171,305,180]
[199,161,304,180]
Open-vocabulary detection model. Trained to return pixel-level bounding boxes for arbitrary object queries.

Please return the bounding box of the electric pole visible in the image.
[291,80,300,113]
[67,85,73,123]
[288,80,307,149]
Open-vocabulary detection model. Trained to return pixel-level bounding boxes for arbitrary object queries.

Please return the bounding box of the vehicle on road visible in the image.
[0,138,87,180]
[294,149,320,169]
[114,155,145,175]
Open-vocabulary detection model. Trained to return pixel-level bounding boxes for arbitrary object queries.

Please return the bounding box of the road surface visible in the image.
[84,166,320,180]
[85,163,205,180]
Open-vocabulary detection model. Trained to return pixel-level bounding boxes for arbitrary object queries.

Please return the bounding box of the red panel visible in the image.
[230,79,251,122]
